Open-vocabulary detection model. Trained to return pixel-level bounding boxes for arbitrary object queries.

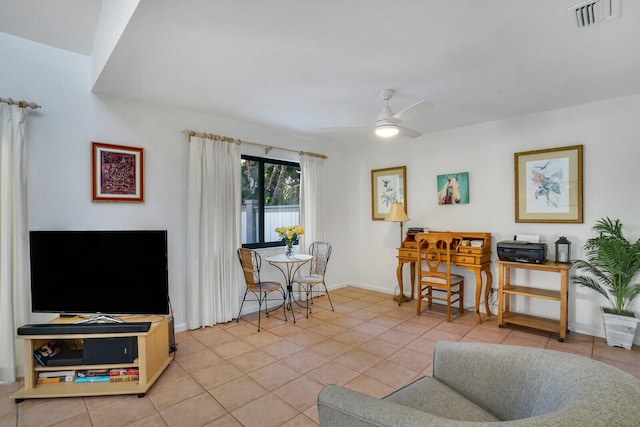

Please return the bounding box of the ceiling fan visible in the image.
[373,89,432,138]
[321,89,432,138]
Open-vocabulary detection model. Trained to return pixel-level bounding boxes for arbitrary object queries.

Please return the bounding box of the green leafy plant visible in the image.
[572,217,640,316]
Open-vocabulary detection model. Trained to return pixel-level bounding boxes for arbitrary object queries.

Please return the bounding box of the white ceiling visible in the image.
[3,0,640,141]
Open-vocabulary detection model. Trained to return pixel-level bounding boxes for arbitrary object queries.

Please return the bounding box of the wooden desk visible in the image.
[497,260,571,341]
[396,231,492,323]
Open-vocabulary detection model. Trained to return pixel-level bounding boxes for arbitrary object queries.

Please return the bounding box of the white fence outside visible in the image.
[242,203,300,244]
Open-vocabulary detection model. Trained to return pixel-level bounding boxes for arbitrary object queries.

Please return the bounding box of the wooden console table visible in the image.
[497,260,571,341]
[396,230,492,323]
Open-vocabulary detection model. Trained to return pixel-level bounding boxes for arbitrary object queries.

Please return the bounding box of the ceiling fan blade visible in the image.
[392,99,433,123]
[319,125,370,130]
[398,126,422,139]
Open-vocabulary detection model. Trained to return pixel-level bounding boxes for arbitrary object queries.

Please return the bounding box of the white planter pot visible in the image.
[600,307,640,350]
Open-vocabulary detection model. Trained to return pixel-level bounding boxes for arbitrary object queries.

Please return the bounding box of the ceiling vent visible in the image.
[569,0,619,28]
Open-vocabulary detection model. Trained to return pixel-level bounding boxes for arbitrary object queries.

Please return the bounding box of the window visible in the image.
[241,155,300,248]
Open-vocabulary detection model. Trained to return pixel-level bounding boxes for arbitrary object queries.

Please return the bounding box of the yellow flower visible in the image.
[276,225,304,243]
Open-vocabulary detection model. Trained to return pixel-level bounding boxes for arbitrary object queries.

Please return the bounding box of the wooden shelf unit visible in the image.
[497,260,571,341]
[10,315,171,401]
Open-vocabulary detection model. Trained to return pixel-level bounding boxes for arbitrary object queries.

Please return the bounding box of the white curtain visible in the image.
[0,104,30,383]
[299,154,325,250]
[186,136,242,329]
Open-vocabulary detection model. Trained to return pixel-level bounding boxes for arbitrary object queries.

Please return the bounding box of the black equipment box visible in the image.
[497,240,547,264]
[83,337,138,365]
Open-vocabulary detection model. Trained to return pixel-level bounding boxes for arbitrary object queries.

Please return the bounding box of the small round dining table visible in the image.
[264,253,313,323]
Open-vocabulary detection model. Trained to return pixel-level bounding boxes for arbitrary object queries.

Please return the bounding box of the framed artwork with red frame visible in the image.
[91,142,144,202]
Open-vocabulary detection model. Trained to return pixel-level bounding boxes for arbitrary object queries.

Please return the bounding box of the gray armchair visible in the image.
[318,341,640,426]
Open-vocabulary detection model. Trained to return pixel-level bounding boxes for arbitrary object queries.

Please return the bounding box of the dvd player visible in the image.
[17,321,151,335]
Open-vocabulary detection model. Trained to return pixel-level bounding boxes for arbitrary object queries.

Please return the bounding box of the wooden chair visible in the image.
[293,242,334,317]
[237,248,286,331]
[415,233,464,322]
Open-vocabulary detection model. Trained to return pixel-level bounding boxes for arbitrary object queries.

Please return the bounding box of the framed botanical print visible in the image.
[515,145,583,223]
[371,166,407,220]
[92,142,144,202]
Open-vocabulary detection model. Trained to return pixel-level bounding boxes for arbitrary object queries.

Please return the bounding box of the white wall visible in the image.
[345,93,640,344]
[0,32,348,333]
[3,30,640,346]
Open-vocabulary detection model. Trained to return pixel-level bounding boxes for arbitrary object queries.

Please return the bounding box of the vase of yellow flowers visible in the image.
[275,225,304,258]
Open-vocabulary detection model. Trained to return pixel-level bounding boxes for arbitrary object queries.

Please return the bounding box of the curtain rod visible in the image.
[0,97,41,109]
[183,129,327,159]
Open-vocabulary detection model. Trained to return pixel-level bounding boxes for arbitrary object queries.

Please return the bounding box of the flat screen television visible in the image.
[29,230,169,319]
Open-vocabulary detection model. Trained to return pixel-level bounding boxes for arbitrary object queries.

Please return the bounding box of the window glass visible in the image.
[241,155,300,247]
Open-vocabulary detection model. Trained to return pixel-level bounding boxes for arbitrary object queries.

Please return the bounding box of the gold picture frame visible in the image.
[515,145,583,223]
[92,142,144,202]
[371,166,407,220]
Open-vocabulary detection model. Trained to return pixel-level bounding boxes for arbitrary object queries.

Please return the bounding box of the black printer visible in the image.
[497,240,547,264]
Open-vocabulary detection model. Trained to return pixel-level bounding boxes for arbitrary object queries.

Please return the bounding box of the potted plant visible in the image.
[572,217,640,350]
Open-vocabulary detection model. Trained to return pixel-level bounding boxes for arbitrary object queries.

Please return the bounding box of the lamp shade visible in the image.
[385,202,409,222]
[375,124,399,137]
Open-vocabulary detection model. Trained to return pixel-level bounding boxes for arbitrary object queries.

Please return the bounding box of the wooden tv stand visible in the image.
[10,315,171,402]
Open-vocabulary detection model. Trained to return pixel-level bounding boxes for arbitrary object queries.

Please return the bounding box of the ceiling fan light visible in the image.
[375,124,399,137]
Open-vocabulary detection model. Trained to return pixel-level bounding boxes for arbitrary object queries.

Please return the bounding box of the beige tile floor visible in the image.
[2,286,639,427]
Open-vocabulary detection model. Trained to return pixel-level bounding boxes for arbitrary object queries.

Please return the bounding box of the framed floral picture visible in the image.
[92,142,144,202]
[371,166,407,220]
[515,145,583,223]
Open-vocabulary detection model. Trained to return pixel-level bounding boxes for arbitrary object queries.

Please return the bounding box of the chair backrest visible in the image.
[415,232,454,281]
[237,248,261,288]
[308,242,332,277]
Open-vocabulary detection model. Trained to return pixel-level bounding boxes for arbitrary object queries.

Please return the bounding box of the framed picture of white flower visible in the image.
[371,166,406,220]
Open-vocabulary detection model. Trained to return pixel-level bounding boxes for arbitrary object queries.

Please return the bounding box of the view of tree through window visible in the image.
[241,155,300,247]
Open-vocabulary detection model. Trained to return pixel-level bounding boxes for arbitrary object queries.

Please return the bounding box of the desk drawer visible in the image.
[453,255,477,264]
[453,254,491,265]
[398,249,418,259]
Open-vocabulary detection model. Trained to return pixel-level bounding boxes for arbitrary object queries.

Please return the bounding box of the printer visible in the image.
[497,240,547,264]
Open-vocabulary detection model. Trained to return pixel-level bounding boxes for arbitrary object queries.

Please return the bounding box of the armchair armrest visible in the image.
[317,385,480,427]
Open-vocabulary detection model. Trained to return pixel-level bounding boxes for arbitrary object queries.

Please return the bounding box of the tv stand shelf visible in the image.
[10,315,171,402]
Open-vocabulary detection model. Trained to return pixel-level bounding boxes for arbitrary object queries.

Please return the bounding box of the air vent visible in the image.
[569,0,619,28]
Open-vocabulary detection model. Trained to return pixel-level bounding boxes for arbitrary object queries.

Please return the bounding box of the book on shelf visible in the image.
[109,374,139,383]
[37,375,75,384]
[76,369,110,378]
[38,370,75,378]
[109,368,139,376]
[407,227,426,234]
[75,376,110,383]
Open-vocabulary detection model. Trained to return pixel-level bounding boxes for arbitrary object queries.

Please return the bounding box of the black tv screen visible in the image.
[29,230,169,316]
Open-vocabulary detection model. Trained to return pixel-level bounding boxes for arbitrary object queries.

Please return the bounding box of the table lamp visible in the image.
[385,202,410,245]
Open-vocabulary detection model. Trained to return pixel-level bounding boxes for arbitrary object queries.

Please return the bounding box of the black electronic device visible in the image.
[83,337,138,365]
[29,230,169,317]
[497,240,547,264]
[17,322,151,335]
[168,314,176,353]
[47,350,84,367]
